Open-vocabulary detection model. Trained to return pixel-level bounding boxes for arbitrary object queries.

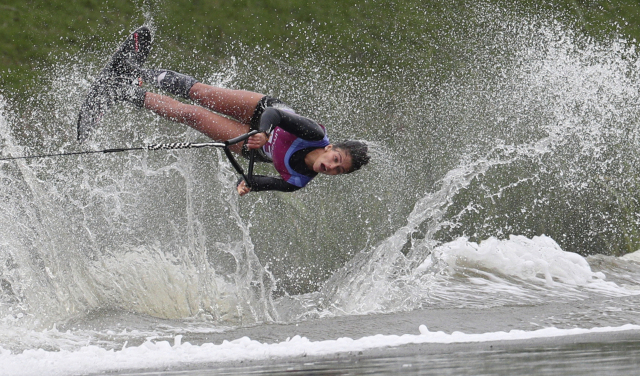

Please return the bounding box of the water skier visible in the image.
[102,64,370,196]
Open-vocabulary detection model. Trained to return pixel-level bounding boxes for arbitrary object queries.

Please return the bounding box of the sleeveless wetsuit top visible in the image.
[263,118,330,188]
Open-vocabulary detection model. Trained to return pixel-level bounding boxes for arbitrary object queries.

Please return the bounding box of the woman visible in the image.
[110,66,370,195]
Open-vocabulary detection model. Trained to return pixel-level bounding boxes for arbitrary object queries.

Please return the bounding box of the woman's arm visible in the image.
[237,175,302,195]
[259,108,325,140]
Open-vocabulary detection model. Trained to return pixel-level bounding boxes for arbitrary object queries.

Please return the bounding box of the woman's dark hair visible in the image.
[334,140,370,173]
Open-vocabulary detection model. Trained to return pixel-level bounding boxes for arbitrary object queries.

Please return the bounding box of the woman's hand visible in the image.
[245,132,269,150]
[237,180,251,196]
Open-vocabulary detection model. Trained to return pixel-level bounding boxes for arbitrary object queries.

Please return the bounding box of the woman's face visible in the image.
[313,145,353,175]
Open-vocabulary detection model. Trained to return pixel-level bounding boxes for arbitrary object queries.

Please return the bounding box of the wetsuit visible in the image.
[243,103,330,192]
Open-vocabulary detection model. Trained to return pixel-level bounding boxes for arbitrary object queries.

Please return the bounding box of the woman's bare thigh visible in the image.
[188,83,264,124]
[145,92,250,153]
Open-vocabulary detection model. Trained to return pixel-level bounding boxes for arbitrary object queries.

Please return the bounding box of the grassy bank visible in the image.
[2,0,640,94]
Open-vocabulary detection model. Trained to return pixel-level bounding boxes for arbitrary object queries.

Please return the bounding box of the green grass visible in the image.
[3,0,640,95]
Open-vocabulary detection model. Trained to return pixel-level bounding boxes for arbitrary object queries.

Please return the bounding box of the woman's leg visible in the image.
[188,83,264,125]
[144,92,249,153]
[140,69,264,125]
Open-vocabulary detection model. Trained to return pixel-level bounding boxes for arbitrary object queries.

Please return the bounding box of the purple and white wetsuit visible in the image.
[245,107,329,192]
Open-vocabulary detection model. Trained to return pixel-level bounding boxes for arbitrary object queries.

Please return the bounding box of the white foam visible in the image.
[1,324,639,376]
[621,250,640,263]
[312,234,635,317]
[419,235,624,294]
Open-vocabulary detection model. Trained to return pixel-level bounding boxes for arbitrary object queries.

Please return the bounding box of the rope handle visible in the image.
[1,130,260,193]
[1,130,259,161]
